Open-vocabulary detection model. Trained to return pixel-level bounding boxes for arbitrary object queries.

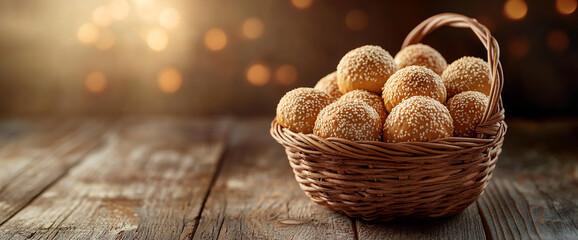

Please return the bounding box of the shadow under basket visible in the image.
[270,13,507,221]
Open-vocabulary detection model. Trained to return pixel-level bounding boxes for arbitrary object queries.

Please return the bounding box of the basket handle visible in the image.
[401,13,504,126]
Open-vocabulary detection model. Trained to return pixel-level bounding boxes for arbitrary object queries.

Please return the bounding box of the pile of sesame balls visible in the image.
[276,44,491,143]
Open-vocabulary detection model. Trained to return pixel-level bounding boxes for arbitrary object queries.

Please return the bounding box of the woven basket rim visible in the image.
[271,118,506,161]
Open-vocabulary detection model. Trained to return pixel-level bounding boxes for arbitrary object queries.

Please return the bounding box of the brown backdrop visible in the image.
[0,0,576,117]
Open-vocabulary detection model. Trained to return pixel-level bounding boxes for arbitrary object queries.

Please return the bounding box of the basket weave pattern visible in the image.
[270,13,507,221]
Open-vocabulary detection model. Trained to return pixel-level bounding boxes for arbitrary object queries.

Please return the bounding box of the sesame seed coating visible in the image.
[442,56,491,97]
[339,90,388,125]
[314,72,343,100]
[382,65,447,112]
[383,96,454,143]
[394,43,447,75]
[337,45,398,94]
[276,87,333,133]
[314,100,382,141]
[445,91,489,137]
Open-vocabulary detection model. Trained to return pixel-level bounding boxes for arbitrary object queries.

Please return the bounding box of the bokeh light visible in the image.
[96,30,116,50]
[159,8,180,29]
[291,0,313,9]
[547,30,569,53]
[556,0,577,15]
[503,0,528,20]
[509,37,531,59]
[275,65,298,86]
[157,67,183,93]
[77,23,99,45]
[85,72,108,93]
[93,6,113,27]
[108,0,130,21]
[147,28,169,51]
[205,28,228,51]
[345,9,369,31]
[246,63,270,86]
[242,17,265,39]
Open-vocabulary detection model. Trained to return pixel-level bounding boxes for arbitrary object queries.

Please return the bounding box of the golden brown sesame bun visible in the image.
[382,66,447,112]
[339,90,387,125]
[314,72,342,100]
[383,96,453,143]
[442,56,491,97]
[276,87,333,133]
[445,91,489,137]
[336,45,397,94]
[394,43,447,75]
[314,100,382,141]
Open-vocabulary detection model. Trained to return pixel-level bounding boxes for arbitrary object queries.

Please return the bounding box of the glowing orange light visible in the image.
[85,72,107,93]
[242,17,265,39]
[503,0,528,20]
[246,64,270,86]
[77,23,99,45]
[345,9,369,31]
[291,0,313,9]
[93,6,113,27]
[96,30,116,50]
[275,65,298,86]
[509,37,530,59]
[108,0,130,21]
[159,8,180,29]
[556,0,577,15]
[147,28,169,51]
[547,30,569,53]
[204,28,227,51]
[157,68,183,93]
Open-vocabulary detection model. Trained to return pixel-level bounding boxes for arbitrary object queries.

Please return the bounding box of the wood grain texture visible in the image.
[0,117,109,225]
[0,117,229,239]
[477,119,578,240]
[0,117,576,240]
[356,204,486,240]
[193,119,355,240]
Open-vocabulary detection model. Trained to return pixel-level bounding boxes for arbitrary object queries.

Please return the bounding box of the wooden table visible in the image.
[0,116,576,239]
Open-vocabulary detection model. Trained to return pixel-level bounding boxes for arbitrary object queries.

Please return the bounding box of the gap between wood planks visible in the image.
[183,131,230,239]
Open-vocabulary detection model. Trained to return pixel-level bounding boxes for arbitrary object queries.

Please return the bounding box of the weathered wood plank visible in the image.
[0,117,229,239]
[477,119,578,240]
[356,204,486,240]
[193,119,355,240]
[1,117,576,240]
[0,117,109,226]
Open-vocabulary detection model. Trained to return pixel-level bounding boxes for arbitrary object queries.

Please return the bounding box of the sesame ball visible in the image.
[383,96,454,143]
[394,43,447,75]
[337,45,398,94]
[314,72,342,100]
[442,56,491,97]
[446,91,489,137]
[276,88,333,133]
[314,100,382,141]
[382,66,447,112]
[339,90,387,125]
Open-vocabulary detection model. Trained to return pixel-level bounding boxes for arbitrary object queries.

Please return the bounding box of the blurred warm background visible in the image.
[0,0,576,117]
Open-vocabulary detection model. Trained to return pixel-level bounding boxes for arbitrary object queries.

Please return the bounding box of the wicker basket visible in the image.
[270,13,506,221]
